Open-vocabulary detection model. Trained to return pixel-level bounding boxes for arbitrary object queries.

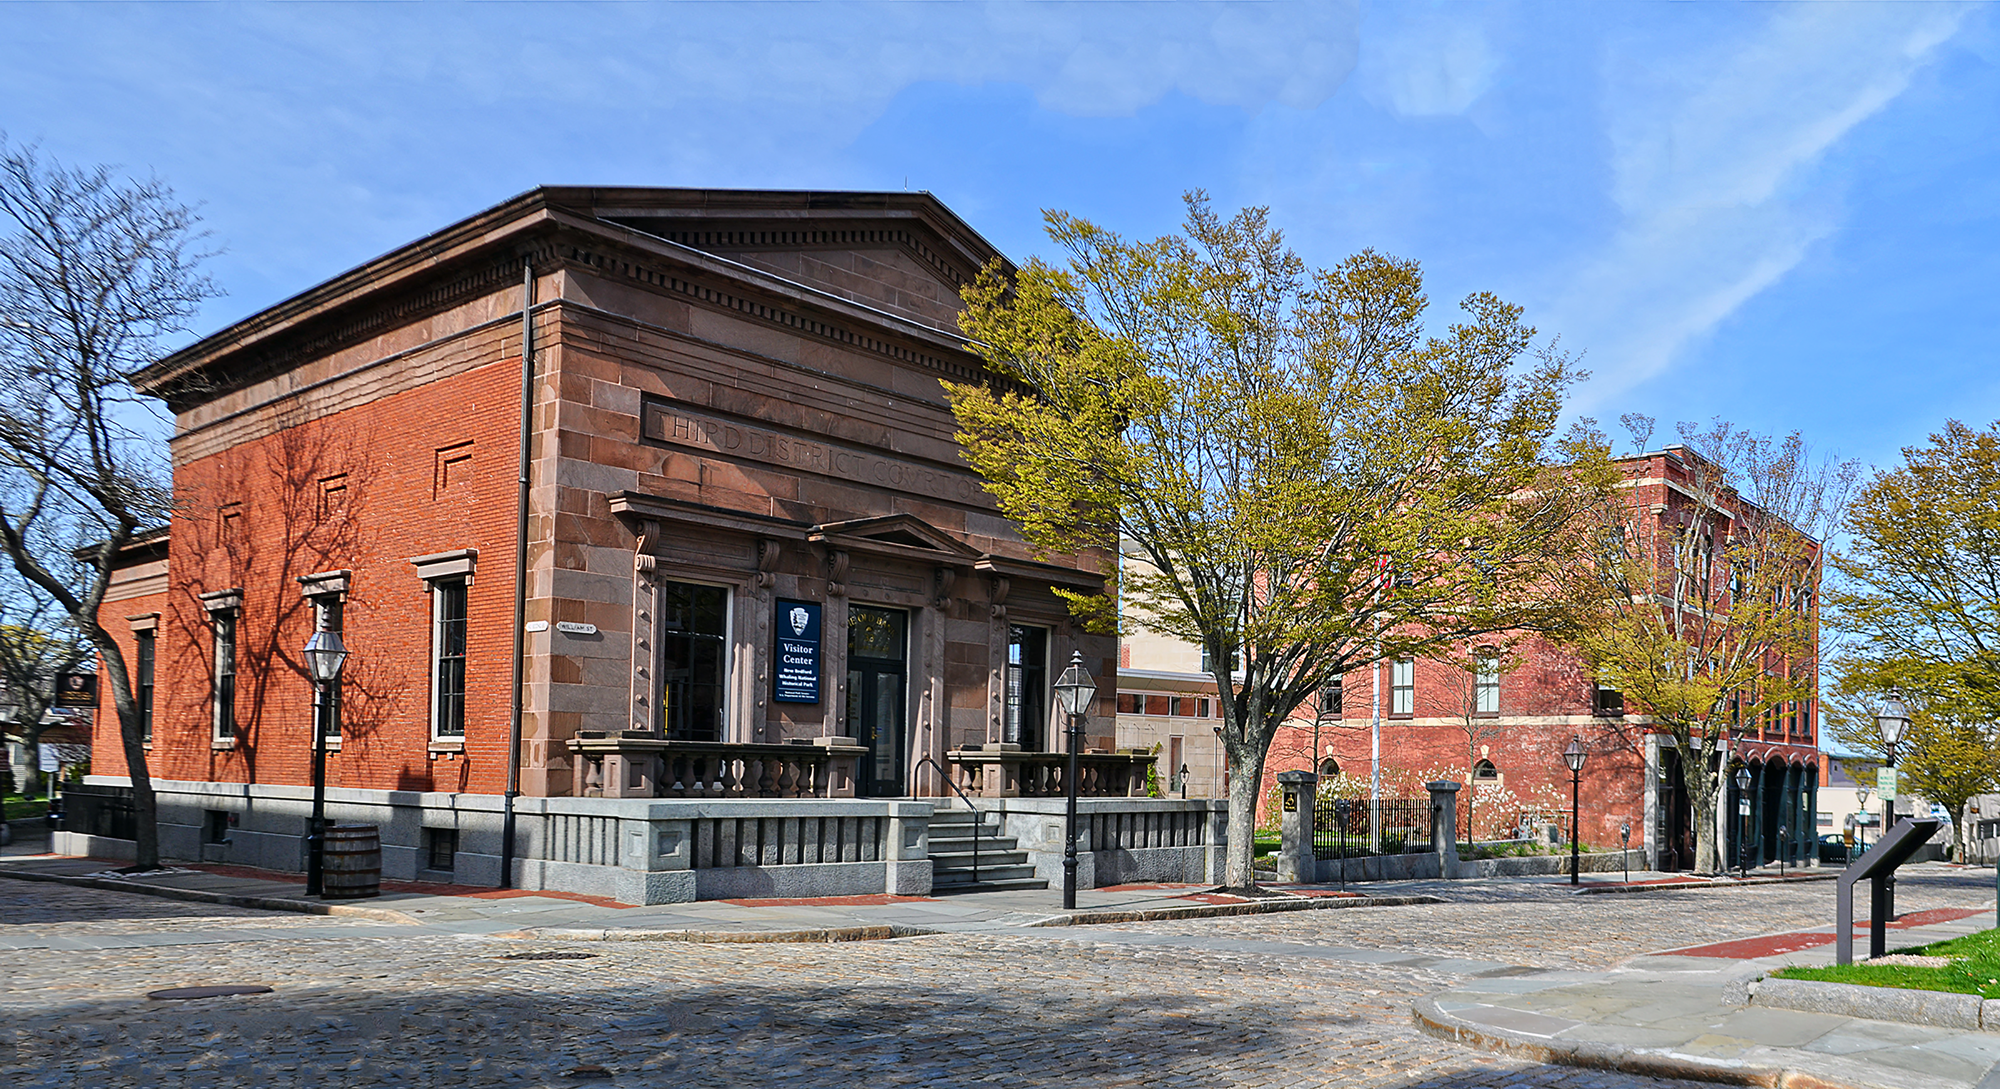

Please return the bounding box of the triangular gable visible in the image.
[810,514,983,562]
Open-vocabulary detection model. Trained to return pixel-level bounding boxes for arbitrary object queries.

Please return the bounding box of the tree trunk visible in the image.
[92,634,158,869]
[115,707,158,868]
[1222,744,1269,889]
[1688,775,1723,875]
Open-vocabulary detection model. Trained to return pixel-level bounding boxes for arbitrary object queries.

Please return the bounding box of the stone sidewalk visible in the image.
[1418,894,2000,1089]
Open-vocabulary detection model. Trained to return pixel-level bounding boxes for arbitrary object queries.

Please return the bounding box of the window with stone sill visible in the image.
[211,610,237,742]
[138,631,155,743]
[1390,659,1414,716]
[1473,654,1500,715]
[431,578,468,740]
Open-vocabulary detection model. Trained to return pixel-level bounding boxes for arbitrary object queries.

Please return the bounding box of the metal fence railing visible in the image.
[1313,796,1431,860]
[61,782,136,842]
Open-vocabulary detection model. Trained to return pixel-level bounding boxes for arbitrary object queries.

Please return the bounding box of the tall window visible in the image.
[659,581,728,740]
[137,629,155,743]
[212,611,237,742]
[1319,680,1342,716]
[315,596,344,741]
[1391,659,1414,715]
[1474,654,1500,714]
[1004,625,1048,749]
[431,579,468,739]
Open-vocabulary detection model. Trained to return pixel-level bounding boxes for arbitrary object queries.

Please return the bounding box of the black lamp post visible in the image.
[1563,736,1587,885]
[1735,764,1753,880]
[1875,695,1909,835]
[302,629,349,898]
[1874,694,1910,918]
[1053,651,1097,911]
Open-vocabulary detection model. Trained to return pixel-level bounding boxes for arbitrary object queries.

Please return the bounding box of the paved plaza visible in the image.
[4,861,1997,1088]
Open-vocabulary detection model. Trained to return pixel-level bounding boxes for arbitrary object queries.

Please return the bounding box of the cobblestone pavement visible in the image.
[3,869,1989,1088]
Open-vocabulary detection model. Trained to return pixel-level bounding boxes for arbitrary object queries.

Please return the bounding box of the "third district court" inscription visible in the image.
[640,397,983,506]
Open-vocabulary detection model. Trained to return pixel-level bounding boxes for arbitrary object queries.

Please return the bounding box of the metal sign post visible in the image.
[1835,818,1941,965]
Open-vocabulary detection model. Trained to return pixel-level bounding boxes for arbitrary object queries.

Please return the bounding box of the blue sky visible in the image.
[4,1,1996,472]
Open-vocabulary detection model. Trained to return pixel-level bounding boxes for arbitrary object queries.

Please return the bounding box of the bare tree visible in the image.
[0,578,90,792]
[0,137,218,868]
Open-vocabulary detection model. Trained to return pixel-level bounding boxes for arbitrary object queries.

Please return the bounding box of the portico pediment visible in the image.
[809,514,983,567]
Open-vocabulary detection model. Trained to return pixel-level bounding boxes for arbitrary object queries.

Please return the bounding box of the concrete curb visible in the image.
[1752,977,1997,1033]
[0,866,420,924]
[1035,893,1446,927]
[1412,996,1860,1089]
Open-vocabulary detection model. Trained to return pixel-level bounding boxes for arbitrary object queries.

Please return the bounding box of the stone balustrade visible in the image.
[570,732,867,800]
[944,745,1156,799]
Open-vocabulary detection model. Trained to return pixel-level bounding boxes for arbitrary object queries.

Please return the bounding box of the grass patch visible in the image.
[2,794,51,821]
[1773,927,2000,997]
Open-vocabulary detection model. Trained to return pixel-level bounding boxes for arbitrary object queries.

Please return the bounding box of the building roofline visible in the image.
[136,186,1011,400]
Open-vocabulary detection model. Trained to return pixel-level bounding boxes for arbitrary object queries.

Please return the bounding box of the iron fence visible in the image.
[1313,796,1431,860]
[61,782,136,842]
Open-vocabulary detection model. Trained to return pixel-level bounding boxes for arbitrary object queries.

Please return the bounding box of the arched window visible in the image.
[1319,757,1341,778]
[1473,759,1500,781]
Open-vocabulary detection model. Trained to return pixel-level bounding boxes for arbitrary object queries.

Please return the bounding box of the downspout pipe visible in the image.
[500,257,535,888]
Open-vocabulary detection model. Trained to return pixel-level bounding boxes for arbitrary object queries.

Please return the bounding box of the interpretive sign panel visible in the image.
[773,599,822,704]
[54,673,96,708]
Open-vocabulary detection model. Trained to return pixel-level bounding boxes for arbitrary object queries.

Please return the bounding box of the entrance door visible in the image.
[1657,748,1693,872]
[846,606,908,797]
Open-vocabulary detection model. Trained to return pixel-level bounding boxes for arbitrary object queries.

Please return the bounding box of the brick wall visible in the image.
[95,309,528,796]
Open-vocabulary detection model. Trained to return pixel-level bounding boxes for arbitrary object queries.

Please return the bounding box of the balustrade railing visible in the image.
[945,747,1155,799]
[570,732,866,800]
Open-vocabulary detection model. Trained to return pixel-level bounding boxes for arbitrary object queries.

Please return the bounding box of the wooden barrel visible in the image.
[321,824,382,899]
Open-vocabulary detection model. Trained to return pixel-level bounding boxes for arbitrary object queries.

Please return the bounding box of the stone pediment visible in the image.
[584,191,1005,332]
[809,514,983,566]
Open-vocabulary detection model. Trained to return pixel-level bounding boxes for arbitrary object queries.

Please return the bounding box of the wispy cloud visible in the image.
[1355,7,1501,118]
[1558,5,1968,410]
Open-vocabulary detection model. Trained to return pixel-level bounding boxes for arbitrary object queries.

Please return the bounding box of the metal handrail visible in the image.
[913,754,982,884]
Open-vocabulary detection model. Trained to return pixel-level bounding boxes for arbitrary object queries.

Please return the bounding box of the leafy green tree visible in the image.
[1581,419,1854,874]
[1831,421,2000,719]
[0,138,217,868]
[1823,683,1999,859]
[946,194,1614,887]
[1826,420,2000,858]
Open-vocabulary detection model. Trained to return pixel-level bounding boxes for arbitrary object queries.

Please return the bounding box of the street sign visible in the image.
[54,672,96,708]
[1878,767,1899,801]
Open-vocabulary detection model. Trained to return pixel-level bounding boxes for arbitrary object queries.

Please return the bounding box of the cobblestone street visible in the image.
[5,871,1994,1088]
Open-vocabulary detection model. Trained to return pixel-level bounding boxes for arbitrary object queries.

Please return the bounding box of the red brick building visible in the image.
[1133,446,1823,871]
[80,188,1151,898]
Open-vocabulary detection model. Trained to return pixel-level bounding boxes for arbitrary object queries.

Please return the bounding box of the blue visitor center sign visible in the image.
[773,599,821,703]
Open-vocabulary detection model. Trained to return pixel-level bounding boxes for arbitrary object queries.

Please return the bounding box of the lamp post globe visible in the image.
[1563,737,1586,885]
[1052,652,1098,910]
[302,629,349,898]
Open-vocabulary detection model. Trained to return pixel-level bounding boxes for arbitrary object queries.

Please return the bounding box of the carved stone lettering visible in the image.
[641,397,983,507]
